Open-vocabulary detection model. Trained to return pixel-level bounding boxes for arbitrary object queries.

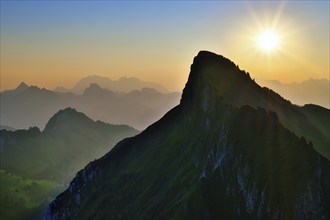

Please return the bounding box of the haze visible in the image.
[1,1,329,92]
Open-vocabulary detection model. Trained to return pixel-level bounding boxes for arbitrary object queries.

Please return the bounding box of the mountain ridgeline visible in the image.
[46,51,330,219]
[0,108,139,219]
[1,107,139,183]
[256,78,330,109]
[0,82,180,131]
[70,75,169,94]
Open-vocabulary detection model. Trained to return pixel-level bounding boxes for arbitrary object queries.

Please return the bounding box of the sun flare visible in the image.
[257,31,280,52]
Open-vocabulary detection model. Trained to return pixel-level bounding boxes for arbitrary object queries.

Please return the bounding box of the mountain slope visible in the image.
[181,52,330,159]
[300,104,330,142]
[0,108,139,219]
[1,108,139,182]
[46,51,330,219]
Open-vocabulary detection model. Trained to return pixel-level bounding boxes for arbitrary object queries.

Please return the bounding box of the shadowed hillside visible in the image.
[0,108,138,219]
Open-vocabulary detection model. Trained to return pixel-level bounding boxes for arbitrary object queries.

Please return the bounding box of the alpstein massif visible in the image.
[46,51,330,220]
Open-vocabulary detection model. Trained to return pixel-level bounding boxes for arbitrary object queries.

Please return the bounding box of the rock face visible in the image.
[46,51,330,220]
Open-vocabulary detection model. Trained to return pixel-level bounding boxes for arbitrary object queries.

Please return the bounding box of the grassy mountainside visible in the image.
[46,51,330,219]
[0,170,61,220]
[0,108,139,219]
[300,104,330,142]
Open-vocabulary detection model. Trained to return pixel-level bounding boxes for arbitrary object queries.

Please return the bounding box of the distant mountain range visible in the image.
[0,82,180,130]
[0,108,138,219]
[46,51,330,219]
[256,78,329,108]
[68,75,169,94]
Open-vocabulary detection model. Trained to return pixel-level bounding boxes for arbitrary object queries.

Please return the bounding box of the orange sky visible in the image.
[1,1,329,92]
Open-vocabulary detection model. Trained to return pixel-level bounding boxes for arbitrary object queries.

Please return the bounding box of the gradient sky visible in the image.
[1,1,329,92]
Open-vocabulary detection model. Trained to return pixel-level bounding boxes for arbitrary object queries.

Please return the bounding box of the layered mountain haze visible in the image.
[53,86,70,93]
[0,108,139,219]
[70,75,169,94]
[46,51,330,219]
[0,82,181,130]
[1,84,66,131]
[256,78,330,108]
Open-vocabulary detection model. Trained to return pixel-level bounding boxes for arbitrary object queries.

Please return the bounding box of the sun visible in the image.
[257,31,280,52]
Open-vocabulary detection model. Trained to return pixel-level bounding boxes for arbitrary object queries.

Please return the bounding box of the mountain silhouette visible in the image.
[0,108,138,219]
[1,85,66,131]
[15,82,29,93]
[71,75,169,94]
[1,107,139,182]
[0,125,16,131]
[0,84,180,130]
[256,78,330,108]
[46,51,330,219]
[82,83,116,97]
[53,86,70,93]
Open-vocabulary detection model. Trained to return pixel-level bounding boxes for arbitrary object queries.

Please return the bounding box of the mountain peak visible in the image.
[87,83,103,90]
[43,108,93,134]
[15,82,29,92]
[181,51,252,109]
[83,83,107,96]
[196,50,234,64]
[82,83,117,97]
[46,51,330,220]
[71,75,168,94]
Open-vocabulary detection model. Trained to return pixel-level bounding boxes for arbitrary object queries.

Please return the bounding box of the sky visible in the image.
[1,1,329,92]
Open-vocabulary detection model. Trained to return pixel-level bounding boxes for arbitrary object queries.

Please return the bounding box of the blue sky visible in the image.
[1,1,329,91]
